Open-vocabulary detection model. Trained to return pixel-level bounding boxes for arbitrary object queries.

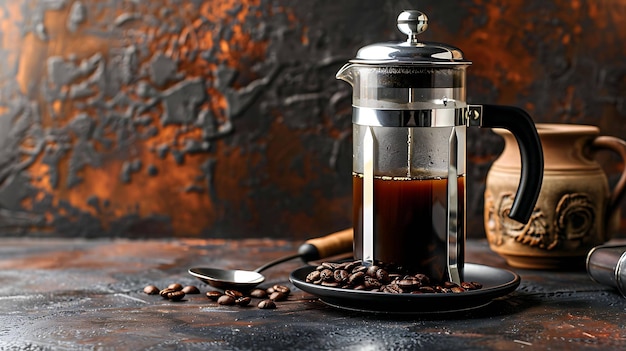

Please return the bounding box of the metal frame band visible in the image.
[353,107,465,127]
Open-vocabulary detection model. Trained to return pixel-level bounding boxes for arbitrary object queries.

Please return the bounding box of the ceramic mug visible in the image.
[484,124,626,269]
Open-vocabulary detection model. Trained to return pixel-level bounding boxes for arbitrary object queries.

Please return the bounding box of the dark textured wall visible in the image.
[0,0,625,239]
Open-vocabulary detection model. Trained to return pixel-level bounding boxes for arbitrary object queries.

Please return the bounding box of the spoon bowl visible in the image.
[189,267,265,290]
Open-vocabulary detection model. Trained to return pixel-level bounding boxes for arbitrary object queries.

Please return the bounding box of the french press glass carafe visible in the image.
[337,10,543,283]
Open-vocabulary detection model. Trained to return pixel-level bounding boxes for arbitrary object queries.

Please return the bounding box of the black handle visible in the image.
[481,104,544,223]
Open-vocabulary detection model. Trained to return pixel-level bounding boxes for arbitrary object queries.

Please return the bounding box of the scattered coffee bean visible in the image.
[206,290,222,301]
[167,290,186,301]
[235,296,252,306]
[249,288,268,299]
[167,283,183,291]
[159,287,177,299]
[269,291,288,301]
[182,285,200,294]
[224,289,243,298]
[143,285,160,295]
[307,260,483,295]
[217,295,236,305]
[158,287,185,301]
[258,299,276,309]
[271,285,290,294]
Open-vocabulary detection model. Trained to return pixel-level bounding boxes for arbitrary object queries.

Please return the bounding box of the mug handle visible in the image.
[480,105,544,223]
[591,136,626,222]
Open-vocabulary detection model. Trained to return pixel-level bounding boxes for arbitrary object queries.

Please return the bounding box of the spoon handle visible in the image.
[252,229,354,273]
[298,228,353,262]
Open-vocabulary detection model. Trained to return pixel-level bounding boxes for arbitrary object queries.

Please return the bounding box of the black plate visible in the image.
[290,263,520,314]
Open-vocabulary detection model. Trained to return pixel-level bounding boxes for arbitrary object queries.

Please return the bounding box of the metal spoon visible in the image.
[188,228,353,290]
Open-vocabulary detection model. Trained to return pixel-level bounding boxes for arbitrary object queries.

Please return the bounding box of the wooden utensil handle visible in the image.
[298,228,353,262]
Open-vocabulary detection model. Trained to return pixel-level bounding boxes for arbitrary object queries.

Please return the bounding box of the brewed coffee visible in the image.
[353,172,465,281]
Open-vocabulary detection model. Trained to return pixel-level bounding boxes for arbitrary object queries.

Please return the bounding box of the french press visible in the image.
[337,10,544,283]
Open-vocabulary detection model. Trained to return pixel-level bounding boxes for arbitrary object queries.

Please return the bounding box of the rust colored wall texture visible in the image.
[0,0,625,239]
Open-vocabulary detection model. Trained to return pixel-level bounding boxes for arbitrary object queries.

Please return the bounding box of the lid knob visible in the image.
[397,10,428,44]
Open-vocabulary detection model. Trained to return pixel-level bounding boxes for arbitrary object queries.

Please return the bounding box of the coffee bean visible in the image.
[258,299,276,309]
[435,286,451,293]
[167,290,185,301]
[389,273,403,281]
[397,278,420,291]
[419,286,436,293]
[143,285,160,295]
[352,265,368,274]
[383,284,402,294]
[460,282,475,290]
[167,283,183,291]
[443,281,458,289]
[414,273,430,285]
[321,262,339,270]
[321,281,341,287]
[376,269,390,284]
[470,281,483,289]
[451,286,466,293]
[364,276,381,289]
[342,260,361,272]
[206,290,222,301]
[236,296,252,306]
[182,285,200,294]
[224,289,243,298]
[272,285,291,294]
[217,295,235,305]
[348,271,365,285]
[334,269,349,283]
[319,269,334,282]
[249,288,268,298]
[306,270,321,283]
[159,287,177,298]
[269,291,288,301]
[366,265,380,277]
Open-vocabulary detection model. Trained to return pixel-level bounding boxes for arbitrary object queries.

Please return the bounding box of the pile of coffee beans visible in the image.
[142,283,290,309]
[306,260,483,294]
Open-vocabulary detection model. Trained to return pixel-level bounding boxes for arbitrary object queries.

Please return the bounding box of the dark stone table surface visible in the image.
[0,236,624,350]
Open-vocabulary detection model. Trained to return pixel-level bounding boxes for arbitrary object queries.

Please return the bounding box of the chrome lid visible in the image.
[350,10,471,66]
